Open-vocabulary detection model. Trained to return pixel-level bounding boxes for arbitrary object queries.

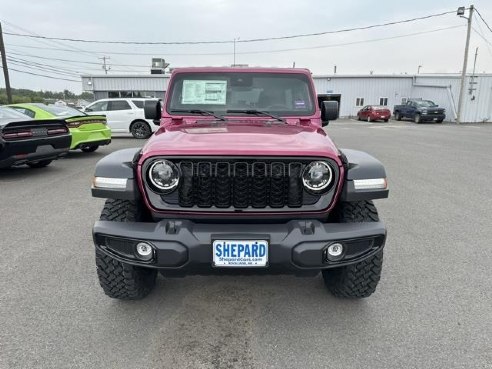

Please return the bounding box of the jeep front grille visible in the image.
[143,158,339,212]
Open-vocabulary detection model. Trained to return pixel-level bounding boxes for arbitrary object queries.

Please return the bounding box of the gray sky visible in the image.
[1,0,492,93]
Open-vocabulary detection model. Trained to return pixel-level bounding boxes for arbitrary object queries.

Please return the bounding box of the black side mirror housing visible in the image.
[321,101,339,126]
[144,99,161,124]
[85,107,92,112]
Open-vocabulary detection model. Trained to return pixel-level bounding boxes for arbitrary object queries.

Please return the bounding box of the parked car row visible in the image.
[8,103,111,152]
[1,98,160,170]
[356,99,445,123]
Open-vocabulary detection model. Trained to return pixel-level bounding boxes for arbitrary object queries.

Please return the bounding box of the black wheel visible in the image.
[27,160,52,168]
[130,120,152,139]
[436,119,443,123]
[384,119,389,122]
[81,145,99,153]
[95,199,157,300]
[322,201,383,298]
[395,112,402,121]
[414,114,421,124]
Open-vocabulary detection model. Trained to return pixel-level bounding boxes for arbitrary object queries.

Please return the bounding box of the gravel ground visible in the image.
[0,120,491,369]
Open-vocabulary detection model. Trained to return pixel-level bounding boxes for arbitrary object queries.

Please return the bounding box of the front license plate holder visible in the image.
[212,239,269,267]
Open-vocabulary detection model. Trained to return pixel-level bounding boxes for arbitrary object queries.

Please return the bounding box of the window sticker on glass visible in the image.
[182,80,227,105]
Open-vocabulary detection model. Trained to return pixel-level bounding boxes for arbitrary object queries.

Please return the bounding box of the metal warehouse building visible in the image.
[81,73,492,123]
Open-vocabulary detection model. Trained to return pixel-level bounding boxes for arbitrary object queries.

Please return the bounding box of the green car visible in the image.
[7,103,111,152]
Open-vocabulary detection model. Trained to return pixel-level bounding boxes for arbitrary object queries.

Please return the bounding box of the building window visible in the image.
[356,97,364,107]
[108,91,158,98]
[379,97,388,106]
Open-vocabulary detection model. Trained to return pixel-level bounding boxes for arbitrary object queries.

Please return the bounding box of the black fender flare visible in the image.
[91,148,141,200]
[339,149,389,201]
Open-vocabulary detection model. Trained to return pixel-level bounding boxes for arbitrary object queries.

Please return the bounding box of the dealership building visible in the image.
[81,72,492,123]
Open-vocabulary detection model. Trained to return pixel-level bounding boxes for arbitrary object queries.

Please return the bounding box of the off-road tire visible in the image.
[395,112,401,121]
[322,201,383,298]
[95,199,157,300]
[130,120,152,139]
[81,145,99,153]
[27,160,52,168]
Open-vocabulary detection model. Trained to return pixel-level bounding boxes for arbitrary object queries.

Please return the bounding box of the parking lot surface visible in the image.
[1,120,491,369]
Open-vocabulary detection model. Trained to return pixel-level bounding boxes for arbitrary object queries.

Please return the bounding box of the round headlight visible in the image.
[148,160,180,192]
[302,161,333,192]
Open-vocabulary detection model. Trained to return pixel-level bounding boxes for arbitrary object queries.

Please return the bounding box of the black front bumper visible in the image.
[421,113,445,121]
[93,219,386,273]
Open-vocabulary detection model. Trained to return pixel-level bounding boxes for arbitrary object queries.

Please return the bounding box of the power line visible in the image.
[7,55,84,75]
[7,59,81,77]
[475,8,492,34]
[5,25,464,57]
[472,15,492,58]
[1,65,80,82]
[6,53,150,73]
[7,51,150,67]
[2,10,457,45]
[1,20,141,73]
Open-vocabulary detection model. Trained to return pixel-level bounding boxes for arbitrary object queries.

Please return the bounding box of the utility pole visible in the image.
[99,56,111,74]
[0,22,12,104]
[232,38,239,66]
[456,5,474,124]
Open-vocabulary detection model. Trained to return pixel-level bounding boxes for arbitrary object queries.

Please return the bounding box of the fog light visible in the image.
[326,242,344,261]
[135,242,154,261]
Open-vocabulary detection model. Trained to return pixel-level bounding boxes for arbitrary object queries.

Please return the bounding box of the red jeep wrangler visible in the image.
[91,67,388,300]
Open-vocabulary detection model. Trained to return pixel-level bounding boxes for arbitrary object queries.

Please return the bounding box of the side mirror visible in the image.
[321,101,339,126]
[144,99,161,122]
[84,107,92,112]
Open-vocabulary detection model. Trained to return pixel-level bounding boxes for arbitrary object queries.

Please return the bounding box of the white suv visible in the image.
[83,98,158,139]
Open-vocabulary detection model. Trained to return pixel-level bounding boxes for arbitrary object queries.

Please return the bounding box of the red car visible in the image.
[357,105,391,122]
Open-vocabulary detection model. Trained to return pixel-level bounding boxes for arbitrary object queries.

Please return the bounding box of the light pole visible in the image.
[456,5,474,124]
[417,65,422,74]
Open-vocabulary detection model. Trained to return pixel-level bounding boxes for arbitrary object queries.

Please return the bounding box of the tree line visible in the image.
[0,88,94,105]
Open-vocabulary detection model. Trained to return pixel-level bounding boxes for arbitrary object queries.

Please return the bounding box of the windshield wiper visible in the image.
[226,109,286,123]
[171,109,225,121]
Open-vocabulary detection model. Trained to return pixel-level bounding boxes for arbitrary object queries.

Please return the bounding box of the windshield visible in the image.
[167,72,315,116]
[415,100,437,107]
[0,106,31,119]
[34,104,86,117]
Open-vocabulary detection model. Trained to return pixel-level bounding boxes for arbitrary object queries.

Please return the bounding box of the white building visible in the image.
[81,73,492,123]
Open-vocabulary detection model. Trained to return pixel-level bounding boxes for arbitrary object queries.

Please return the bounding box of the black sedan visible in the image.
[0,107,71,169]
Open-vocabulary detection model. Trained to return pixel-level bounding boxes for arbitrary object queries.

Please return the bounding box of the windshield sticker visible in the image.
[294,100,306,109]
[182,80,227,105]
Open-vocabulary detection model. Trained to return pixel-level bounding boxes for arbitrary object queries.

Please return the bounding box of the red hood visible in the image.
[140,121,341,163]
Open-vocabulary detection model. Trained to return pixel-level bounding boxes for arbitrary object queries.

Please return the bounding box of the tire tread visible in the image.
[323,200,383,298]
[96,199,156,300]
